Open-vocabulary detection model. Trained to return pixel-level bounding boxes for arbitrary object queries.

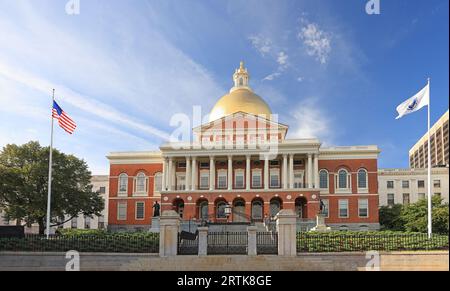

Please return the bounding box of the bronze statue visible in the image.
[153,201,160,217]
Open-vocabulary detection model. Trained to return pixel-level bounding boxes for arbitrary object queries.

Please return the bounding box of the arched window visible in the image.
[216,201,227,219]
[338,169,349,189]
[118,173,128,194]
[135,172,147,193]
[358,169,368,189]
[319,170,329,189]
[269,198,281,217]
[199,201,208,220]
[251,200,263,221]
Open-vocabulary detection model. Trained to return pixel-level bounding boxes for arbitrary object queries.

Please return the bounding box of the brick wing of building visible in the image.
[107,62,381,232]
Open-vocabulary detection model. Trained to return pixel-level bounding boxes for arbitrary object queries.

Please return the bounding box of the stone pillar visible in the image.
[191,157,197,191]
[209,156,215,191]
[282,154,288,190]
[307,154,313,188]
[228,155,233,190]
[289,154,294,189]
[264,155,269,190]
[275,209,297,256]
[246,155,251,190]
[162,157,167,191]
[159,210,180,257]
[167,158,173,191]
[314,154,319,189]
[198,226,208,256]
[247,226,257,256]
[186,156,191,191]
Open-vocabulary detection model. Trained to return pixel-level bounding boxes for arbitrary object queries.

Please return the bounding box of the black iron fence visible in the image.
[297,232,449,252]
[208,232,248,255]
[178,232,199,255]
[256,232,278,254]
[0,233,159,253]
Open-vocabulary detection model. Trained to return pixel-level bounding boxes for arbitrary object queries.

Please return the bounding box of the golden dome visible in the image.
[209,62,272,122]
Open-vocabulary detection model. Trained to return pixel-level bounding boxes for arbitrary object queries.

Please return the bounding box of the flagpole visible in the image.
[46,89,55,239]
[427,78,432,239]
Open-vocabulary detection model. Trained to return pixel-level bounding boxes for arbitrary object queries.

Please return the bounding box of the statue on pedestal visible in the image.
[153,201,160,217]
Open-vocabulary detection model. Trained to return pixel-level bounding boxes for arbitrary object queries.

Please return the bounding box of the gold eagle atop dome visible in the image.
[209,61,273,122]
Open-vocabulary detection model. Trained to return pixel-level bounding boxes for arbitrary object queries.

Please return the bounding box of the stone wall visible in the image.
[0,251,447,271]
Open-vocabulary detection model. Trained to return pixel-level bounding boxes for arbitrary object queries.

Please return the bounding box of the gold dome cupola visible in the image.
[209,61,272,122]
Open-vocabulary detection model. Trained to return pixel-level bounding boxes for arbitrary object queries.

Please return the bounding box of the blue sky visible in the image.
[0,0,448,174]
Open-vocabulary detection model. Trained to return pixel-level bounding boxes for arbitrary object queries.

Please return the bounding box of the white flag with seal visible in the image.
[395,83,429,119]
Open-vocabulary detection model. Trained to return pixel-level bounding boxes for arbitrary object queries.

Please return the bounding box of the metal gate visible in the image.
[256,232,278,254]
[178,231,199,255]
[207,232,248,255]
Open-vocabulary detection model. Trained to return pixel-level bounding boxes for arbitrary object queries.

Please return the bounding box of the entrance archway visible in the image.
[197,198,209,221]
[251,198,264,222]
[295,197,307,219]
[269,197,283,218]
[172,198,185,219]
[232,198,247,222]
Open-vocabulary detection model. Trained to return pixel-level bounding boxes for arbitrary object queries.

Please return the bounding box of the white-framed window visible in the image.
[154,172,163,192]
[235,170,245,189]
[387,193,395,206]
[433,180,441,188]
[199,171,209,189]
[176,173,186,190]
[418,180,425,188]
[357,169,368,191]
[135,202,145,220]
[217,171,227,189]
[387,181,394,189]
[403,193,410,205]
[134,172,148,195]
[118,173,128,196]
[358,199,368,218]
[319,169,328,189]
[252,170,262,188]
[321,199,329,218]
[402,180,409,189]
[84,215,91,229]
[270,169,280,188]
[336,169,351,192]
[216,201,227,219]
[338,199,349,218]
[117,202,127,221]
[71,217,78,229]
[293,171,303,188]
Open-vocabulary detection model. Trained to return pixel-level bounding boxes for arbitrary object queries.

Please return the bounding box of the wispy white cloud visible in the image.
[298,21,332,64]
[277,51,288,66]
[263,72,281,81]
[248,34,272,56]
[288,97,334,145]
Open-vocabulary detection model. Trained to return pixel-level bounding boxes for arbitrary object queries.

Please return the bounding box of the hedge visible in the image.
[0,231,159,253]
[297,231,449,252]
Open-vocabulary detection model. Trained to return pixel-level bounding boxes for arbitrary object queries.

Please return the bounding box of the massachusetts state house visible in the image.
[107,62,380,231]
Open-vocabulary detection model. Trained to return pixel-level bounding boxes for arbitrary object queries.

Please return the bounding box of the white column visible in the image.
[228,155,233,190]
[246,155,251,190]
[307,154,313,188]
[191,157,197,191]
[282,154,288,190]
[167,158,173,191]
[264,155,269,190]
[186,156,191,191]
[209,156,215,191]
[314,154,319,189]
[162,157,167,191]
[289,154,294,189]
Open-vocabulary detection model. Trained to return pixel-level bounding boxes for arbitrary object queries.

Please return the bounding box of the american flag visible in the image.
[52,101,77,134]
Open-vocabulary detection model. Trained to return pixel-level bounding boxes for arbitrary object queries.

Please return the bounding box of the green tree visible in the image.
[401,195,449,234]
[379,204,404,231]
[0,141,104,235]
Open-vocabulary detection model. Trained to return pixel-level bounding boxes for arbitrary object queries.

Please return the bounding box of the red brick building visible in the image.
[107,62,380,231]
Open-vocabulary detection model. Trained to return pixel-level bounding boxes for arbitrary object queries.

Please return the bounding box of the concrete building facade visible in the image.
[378,167,449,206]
